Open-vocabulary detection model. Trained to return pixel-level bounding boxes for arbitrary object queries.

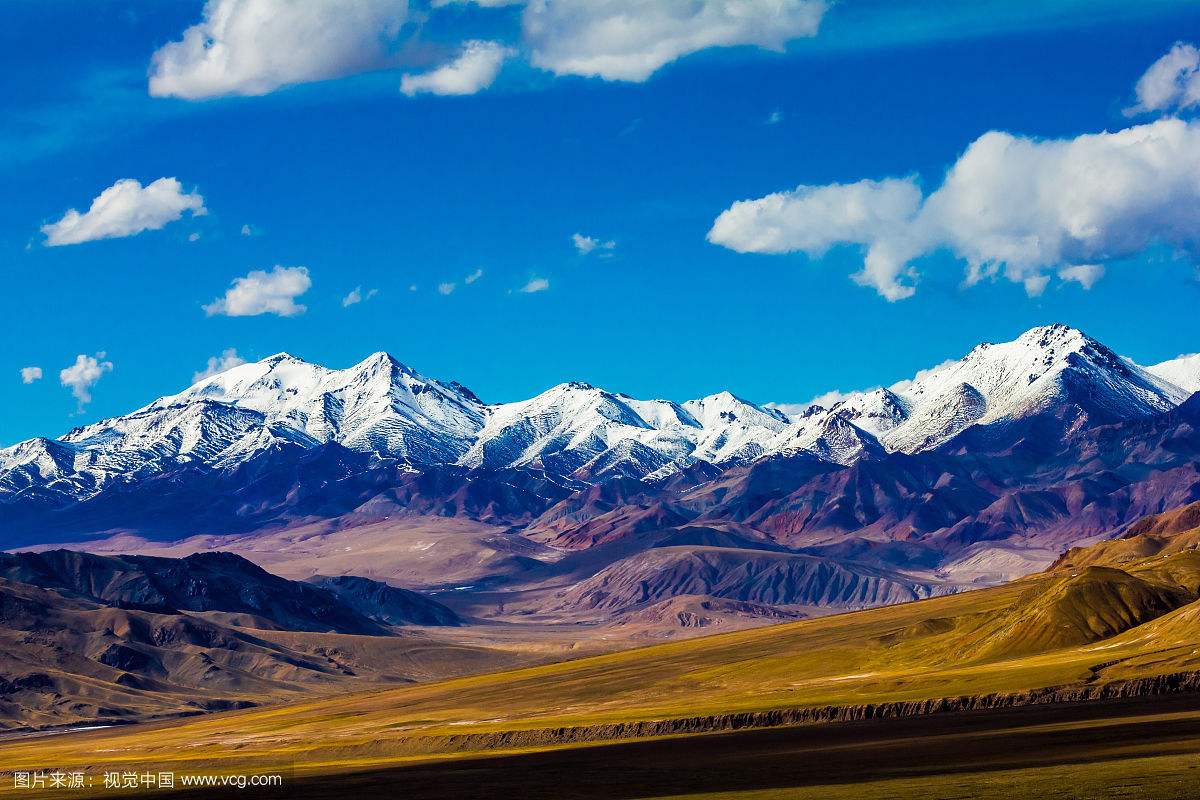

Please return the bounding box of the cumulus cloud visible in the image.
[192,348,247,382]
[708,178,923,300]
[519,276,549,293]
[523,0,826,82]
[149,0,409,99]
[1057,264,1105,290]
[1127,42,1200,116]
[464,268,484,284]
[401,40,513,96]
[710,119,1200,300]
[204,265,311,317]
[147,0,833,100]
[438,282,457,295]
[342,286,378,306]
[60,353,113,409]
[42,178,206,247]
[20,366,43,385]
[572,232,615,254]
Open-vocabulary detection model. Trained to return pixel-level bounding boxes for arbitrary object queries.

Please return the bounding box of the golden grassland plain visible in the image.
[5,527,1200,798]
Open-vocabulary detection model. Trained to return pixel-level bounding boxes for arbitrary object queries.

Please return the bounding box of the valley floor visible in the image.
[101,694,1200,799]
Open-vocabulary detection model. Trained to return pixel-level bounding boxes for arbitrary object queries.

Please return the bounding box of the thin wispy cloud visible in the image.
[438,282,457,295]
[464,268,484,284]
[342,286,378,307]
[192,348,247,383]
[519,277,550,293]
[572,233,615,255]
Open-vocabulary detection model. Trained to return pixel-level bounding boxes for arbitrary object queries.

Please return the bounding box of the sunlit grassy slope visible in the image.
[4,520,1200,796]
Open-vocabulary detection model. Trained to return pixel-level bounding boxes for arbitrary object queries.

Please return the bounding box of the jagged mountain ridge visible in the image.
[2,326,1193,516]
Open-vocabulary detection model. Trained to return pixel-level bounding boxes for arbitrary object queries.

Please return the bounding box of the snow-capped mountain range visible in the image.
[2,325,1198,507]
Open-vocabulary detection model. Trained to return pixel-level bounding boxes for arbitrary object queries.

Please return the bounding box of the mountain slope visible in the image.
[1148,352,1200,394]
[4,325,1195,523]
[12,507,1200,787]
[0,550,392,635]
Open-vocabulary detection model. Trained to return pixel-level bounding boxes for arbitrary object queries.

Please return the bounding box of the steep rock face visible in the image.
[0,550,387,635]
[827,388,910,437]
[305,576,459,626]
[555,547,947,612]
[770,408,886,466]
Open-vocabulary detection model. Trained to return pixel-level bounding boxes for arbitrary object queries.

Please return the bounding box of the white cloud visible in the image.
[342,286,378,306]
[192,348,246,382]
[572,232,616,254]
[708,178,924,300]
[1057,263,1105,290]
[1127,42,1200,115]
[42,178,206,247]
[204,265,311,317]
[464,268,484,284]
[1022,274,1050,298]
[60,353,113,409]
[710,119,1200,300]
[519,276,549,293]
[401,40,513,96]
[408,283,418,291]
[149,0,409,99]
[523,0,827,82]
[765,108,784,125]
[20,366,42,385]
[188,232,201,242]
[432,0,522,6]
[888,360,956,395]
[766,389,853,417]
[241,224,254,236]
[438,282,457,295]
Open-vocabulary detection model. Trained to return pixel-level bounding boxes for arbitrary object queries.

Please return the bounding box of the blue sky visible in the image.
[3,0,1200,444]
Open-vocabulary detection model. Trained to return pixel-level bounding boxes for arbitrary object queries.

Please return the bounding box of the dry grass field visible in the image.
[4,520,1200,798]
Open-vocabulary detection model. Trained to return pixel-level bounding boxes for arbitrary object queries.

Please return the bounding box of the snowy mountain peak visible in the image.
[820,324,1187,454]
[682,392,791,465]
[772,408,884,465]
[828,388,910,436]
[1148,353,1200,395]
[3,327,1199,511]
[683,391,788,427]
